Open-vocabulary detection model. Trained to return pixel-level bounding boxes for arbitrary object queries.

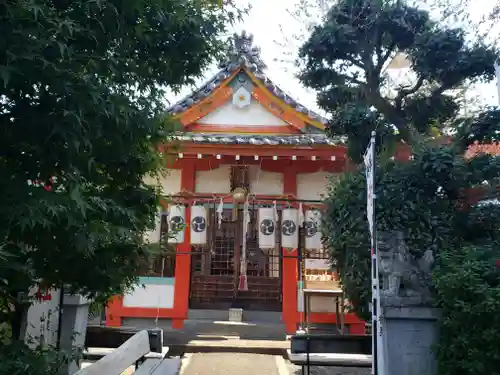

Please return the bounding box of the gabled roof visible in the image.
[167,31,328,131]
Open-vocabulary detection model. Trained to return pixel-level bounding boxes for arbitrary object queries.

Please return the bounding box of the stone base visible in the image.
[228,308,243,322]
[381,306,439,375]
[60,293,91,375]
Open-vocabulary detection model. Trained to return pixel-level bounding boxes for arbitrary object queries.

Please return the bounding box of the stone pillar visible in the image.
[59,293,91,375]
[381,305,439,375]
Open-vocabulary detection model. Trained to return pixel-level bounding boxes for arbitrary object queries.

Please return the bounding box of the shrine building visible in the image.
[105,32,366,335]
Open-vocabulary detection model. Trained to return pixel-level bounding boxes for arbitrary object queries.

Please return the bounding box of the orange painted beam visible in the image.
[246,70,325,131]
[252,87,306,131]
[174,68,241,124]
[178,86,233,126]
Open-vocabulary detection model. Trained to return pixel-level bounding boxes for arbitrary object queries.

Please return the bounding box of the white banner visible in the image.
[258,207,276,249]
[281,208,299,249]
[495,59,500,105]
[364,140,374,239]
[190,205,207,245]
[364,132,386,375]
[305,209,322,250]
[167,205,185,244]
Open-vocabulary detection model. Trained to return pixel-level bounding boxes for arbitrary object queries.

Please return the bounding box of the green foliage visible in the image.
[322,143,500,320]
[454,107,500,152]
[0,340,74,375]
[0,0,240,332]
[433,243,500,375]
[298,0,498,162]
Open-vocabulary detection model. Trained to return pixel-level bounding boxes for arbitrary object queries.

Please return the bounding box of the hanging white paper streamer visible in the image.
[239,197,251,291]
[216,198,224,228]
[273,200,279,222]
[298,203,305,227]
[190,205,207,245]
[305,209,322,250]
[281,208,298,249]
[258,207,276,249]
[167,205,185,244]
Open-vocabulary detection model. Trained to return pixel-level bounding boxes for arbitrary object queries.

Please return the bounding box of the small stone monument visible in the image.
[59,293,91,374]
[20,288,91,375]
[377,231,439,375]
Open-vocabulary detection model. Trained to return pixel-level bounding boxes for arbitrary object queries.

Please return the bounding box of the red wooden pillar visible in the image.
[282,168,299,334]
[171,161,195,329]
[105,296,123,327]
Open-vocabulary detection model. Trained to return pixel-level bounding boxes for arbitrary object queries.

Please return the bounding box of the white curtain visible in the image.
[281,208,298,249]
[190,205,207,245]
[258,207,276,249]
[305,209,322,250]
[167,205,185,244]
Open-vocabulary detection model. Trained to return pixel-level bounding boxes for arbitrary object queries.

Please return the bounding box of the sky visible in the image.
[167,0,500,114]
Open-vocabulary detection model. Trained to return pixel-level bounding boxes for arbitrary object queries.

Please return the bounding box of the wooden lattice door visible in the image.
[189,205,282,311]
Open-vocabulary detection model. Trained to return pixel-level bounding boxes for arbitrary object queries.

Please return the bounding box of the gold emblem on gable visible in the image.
[232,87,251,109]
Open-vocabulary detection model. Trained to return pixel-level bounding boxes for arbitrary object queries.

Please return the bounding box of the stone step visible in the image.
[181,319,287,340]
[122,317,287,341]
[188,309,282,323]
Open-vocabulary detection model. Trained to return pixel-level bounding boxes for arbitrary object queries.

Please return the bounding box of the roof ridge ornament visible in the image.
[219,31,267,71]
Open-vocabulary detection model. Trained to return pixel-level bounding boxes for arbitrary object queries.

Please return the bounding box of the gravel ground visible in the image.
[178,353,370,375]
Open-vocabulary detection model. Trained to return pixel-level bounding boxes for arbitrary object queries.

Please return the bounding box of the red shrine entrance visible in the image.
[106,31,367,334]
[189,205,283,311]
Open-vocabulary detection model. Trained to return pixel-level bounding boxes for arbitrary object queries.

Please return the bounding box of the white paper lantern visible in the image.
[305,209,322,250]
[258,207,276,249]
[281,208,298,249]
[168,205,185,244]
[190,205,208,245]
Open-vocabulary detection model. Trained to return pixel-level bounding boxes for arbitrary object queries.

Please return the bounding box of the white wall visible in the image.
[249,166,283,195]
[143,169,181,243]
[297,171,337,201]
[123,277,175,309]
[144,169,182,197]
[195,165,231,194]
[161,169,182,196]
[198,99,288,127]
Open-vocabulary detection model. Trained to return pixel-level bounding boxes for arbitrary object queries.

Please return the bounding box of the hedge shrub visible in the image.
[433,243,500,375]
[322,142,500,320]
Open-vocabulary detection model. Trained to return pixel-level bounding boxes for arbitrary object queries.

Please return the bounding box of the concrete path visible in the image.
[179,353,370,375]
[180,353,283,375]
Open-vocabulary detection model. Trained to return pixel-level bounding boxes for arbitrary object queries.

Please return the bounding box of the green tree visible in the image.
[0,0,241,338]
[297,0,498,162]
[433,243,500,375]
[323,143,500,320]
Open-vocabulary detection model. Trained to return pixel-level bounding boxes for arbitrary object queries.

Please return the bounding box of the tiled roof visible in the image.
[172,133,345,146]
[465,142,500,158]
[167,31,328,126]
